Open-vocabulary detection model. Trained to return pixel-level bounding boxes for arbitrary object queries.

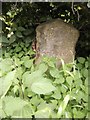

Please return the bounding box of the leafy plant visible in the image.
[0,42,89,118]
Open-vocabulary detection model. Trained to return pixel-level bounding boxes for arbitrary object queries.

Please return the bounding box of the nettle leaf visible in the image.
[12,104,33,118]
[0,70,16,98]
[50,68,60,78]
[77,57,85,64]
[31,78,56,94]
[2,96,28,117]
[0,36,9,43]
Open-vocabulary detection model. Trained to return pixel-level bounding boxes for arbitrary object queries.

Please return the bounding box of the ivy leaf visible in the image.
[31,78,56,94]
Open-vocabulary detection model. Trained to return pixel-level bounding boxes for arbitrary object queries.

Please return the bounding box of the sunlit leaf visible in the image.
[31,78,56,94]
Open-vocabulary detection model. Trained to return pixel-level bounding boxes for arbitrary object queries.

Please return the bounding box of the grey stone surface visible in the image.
[36,18,79,67]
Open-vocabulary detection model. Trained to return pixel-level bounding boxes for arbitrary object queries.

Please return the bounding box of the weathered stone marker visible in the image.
[35,18,79,67]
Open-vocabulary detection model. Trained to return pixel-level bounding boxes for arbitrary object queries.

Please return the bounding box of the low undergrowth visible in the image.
[0,42,89,119]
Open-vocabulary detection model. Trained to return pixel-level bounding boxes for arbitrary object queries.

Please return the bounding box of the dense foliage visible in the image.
[0,2,90,119]
[0,43,89,118]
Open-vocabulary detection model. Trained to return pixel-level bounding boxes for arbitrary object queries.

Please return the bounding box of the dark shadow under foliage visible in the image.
[2,2,90,58]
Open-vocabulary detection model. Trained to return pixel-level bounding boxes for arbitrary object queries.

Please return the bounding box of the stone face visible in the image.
[35,18,79,67]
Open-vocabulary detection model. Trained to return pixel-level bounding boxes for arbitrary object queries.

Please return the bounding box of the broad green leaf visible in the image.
[77,57,85,64]
[0,36,9,43]
[83,69,88,78]
[31,78,56,94]
[9,34,16,44]
[35,107,51,118]
[30,96,43,106]
[57,94,70,118]
[38,63,48,73]
[66,76,73,85]
[50,68,60,78]
[0,58,14,73]
[2,96,28,116]
[24,59,33,68]
[22,70,44,88]
[53,75,65,84]
[52,89,61,99]
[85,61,88,68]
[12,104,33,118]
[0,70,16,98]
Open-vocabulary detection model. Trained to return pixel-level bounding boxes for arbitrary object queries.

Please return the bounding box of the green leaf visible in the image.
[15,46,22,52]
[12,104,33,118]
[0,36,9,43]
[35,107,51,118]
[0,58,14,73]
[52,89,61,99]
[18,27,26,31]
[57,94,70,118]
[73,108,85,118]
[38,63,48,73]
[22,70,43,88]
[9,34,16,44]
[30,96,43,106]
[0,70,16,98]
[2,96,28,117]
[31,78,56,94]
[24,59,33,68]
[50,68,60,78]
[16,31,23,38]
[77,57,85,64]
[66,76,73,85]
